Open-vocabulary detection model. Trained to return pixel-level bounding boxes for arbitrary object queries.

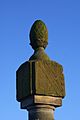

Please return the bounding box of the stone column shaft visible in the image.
[28,105,54,120]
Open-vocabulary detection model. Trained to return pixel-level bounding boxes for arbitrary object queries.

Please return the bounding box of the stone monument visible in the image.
[16,20,65,120]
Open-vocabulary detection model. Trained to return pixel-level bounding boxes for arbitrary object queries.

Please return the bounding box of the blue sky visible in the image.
[0,0,80,120]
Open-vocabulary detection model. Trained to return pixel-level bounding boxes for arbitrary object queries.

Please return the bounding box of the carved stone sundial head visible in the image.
[16,19,65,120]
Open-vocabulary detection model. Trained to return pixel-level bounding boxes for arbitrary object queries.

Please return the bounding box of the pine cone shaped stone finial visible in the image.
[29,20,48,50]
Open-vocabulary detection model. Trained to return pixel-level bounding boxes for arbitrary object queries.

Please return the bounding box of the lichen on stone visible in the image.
[29,20,48,50]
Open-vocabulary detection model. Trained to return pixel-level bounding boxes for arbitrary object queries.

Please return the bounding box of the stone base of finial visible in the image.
[21,95,62,120]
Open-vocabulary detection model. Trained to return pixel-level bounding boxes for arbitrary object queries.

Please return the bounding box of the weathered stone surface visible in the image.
[16,20,66,120]
[21,95,62,120]
[29,20,48,50]
[21,95,62,109]
[29,47,50,61]
[28,107,54,120]
[16,60,65,102]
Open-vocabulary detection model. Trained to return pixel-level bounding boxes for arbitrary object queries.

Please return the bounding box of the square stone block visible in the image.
[16,61,65,102]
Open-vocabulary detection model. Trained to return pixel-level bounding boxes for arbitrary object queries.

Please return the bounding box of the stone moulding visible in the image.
[21,95,62,109]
